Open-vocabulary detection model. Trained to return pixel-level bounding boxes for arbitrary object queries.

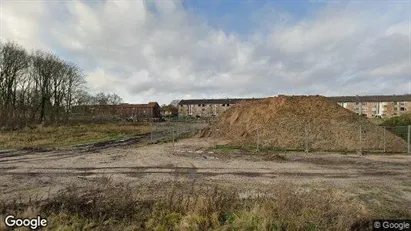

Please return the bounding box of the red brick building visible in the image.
[71,102,161,119]
[116,102,161,119]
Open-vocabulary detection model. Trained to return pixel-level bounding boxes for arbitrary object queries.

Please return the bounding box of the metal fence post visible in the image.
[150,121,153,144]
[213,126,216,149]
[383,127,386,153]
[262,126,265,150]
[304,124,308,153]
[256,126,260,152]
[359,125,362,154]
[408,125,410,154]
[172,125,175,154]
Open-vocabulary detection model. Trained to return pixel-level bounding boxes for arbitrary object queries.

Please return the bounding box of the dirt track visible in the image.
[1,137,411,204]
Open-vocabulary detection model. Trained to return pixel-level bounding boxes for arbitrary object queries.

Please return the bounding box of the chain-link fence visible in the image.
[213,122,410,154]
[249,124,411,154]
[147,118,411,154]
[375,126,409,153]
[149,120,209,153]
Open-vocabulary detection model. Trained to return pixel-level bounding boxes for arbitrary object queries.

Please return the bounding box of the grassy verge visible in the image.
[213,145,403,155]
[0,180,376,231]
[214,145,332,153]
[0,123,151,150]
[152,130,201,145]
[369,117,387,125]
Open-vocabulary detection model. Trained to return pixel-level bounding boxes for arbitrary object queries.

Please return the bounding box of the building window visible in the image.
[400,107,406,111]
[198,104,201,107]
[202,104,205,107]
[227,104,230,106]
[222,104,225,106]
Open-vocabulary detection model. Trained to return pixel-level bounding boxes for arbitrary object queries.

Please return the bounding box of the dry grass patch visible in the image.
[356,182,411,219]
[0,123,150,150]
[0,180,374,231]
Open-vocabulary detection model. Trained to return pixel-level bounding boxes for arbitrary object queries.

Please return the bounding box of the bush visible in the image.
[381,114,411,126]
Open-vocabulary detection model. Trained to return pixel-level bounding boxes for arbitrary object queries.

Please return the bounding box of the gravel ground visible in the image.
[1,137,411,206]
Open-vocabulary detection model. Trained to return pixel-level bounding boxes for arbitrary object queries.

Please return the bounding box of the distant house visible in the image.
[116,102,161,119]
[160,105,178,117]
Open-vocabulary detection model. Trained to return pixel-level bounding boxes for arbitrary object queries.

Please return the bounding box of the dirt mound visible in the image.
[199,95,407,153]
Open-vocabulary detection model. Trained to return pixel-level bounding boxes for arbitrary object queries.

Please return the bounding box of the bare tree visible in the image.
[63,63,85,121]
[0,39,123,127]
[31,51,61,123]
[108,93,123,105]
[95,92,109,105]
[30,50,85,124]
[73,89,94,106]
[0,41,29,126]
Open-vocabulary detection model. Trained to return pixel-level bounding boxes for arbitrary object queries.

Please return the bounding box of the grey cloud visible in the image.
[1,0,410,105]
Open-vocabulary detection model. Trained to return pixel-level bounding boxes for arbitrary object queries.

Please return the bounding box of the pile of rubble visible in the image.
[199,95,406,153]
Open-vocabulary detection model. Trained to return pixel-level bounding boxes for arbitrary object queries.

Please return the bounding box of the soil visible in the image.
[1,137,411,209]
[198,95,407,152]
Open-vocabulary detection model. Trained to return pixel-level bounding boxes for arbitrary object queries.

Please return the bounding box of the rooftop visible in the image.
[178,95,411,105]
[118,102,159,108]
[178,98,264,105]
[328,94,411,102]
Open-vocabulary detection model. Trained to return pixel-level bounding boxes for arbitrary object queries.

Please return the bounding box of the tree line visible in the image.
[0,41,122,128]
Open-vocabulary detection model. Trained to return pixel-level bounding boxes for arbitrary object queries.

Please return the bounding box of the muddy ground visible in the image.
[1,137,411,212]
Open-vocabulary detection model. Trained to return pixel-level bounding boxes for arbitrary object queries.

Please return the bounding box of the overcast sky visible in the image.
[1,0,410,105]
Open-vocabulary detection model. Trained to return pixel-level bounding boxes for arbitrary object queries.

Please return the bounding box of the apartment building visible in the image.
[329,95,411,118]
[178,98,263,117]
[177,95,411,118]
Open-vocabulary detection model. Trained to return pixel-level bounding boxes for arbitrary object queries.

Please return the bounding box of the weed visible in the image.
[0,180,375,230]
[0,123,150,150]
